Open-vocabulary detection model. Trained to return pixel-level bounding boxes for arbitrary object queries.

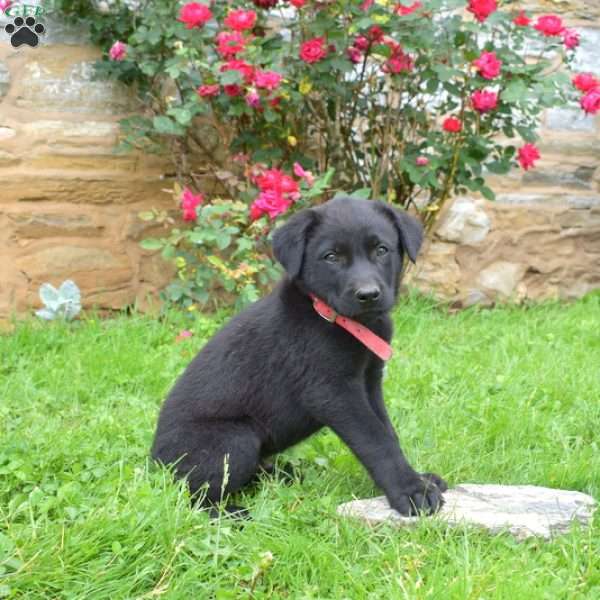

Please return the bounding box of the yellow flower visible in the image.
[287,135,298,147]
[299,79,312,95]
[187,304,197,312]
[372,14,390,24]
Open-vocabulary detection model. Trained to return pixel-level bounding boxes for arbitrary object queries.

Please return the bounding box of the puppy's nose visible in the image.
[355,285,381,303]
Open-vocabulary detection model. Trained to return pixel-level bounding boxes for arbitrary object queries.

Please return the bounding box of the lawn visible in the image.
[1,293,599,599]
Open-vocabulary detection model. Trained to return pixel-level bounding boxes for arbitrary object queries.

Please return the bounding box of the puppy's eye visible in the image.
[375,245,389,257]
[324,252,338,263]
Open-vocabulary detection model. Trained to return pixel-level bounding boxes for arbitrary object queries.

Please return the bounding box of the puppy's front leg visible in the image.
[307,383,444,516]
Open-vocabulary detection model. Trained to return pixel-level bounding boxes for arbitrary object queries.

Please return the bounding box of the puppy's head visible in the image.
[272,197,423,317]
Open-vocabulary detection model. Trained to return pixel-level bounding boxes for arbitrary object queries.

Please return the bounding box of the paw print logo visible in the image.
[4,16,46,48]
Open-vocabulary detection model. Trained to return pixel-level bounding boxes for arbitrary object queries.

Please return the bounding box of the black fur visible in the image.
[151,197,447,515]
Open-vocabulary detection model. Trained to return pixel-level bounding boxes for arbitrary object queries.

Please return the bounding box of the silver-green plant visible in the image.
[36,280,82,321]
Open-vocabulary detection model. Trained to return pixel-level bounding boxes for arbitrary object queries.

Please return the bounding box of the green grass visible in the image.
[1,293,599,599]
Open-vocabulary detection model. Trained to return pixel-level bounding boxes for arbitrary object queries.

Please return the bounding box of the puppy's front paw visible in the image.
[420,471,448,493]
[390,474,445,516]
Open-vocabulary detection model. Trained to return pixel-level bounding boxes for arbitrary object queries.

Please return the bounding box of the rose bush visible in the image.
[56,0,590,310]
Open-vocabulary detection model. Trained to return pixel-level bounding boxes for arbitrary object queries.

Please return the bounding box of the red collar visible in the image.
[309,294,393,362]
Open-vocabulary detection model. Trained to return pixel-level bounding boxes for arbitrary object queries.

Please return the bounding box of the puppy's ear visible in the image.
[271,209,318,279]
[374,202,424,263]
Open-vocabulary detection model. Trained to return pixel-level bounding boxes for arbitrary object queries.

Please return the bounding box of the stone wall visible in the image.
[1,3,599,320]
[0,10,175,320]
[411,1,600,305]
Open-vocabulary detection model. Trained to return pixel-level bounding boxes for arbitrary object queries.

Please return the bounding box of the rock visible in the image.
[8,213,104,239]
[572,28,600,75]
[15,58,137,115]
[477,261,525,298]
[436,198,491,245]
[545,108,596,133]
[337,484,597,540]
[0,61,10,99]
[0,127,16,140]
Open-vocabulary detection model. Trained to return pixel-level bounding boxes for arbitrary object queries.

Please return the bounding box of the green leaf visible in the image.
[140,238,163,250]
[501,79,529,104]
[152,116,185,136]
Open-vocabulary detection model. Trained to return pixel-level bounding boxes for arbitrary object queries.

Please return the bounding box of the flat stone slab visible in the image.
[338,484,597,540]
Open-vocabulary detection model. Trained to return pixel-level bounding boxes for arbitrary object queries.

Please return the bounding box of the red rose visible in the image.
[255,169,299,196]
[197,83,220,98]
[383,53,414,74]
[581,89,600,115]
[572,73,600,93]
[224,9,257,32]
[471,89,498,113]
[394,1,422,16]
[513,10,530,27]
[299,37,328,64]
[220,59,255,84]
[223,84,242,97]
[467,0,497,23]
[290,0,306,7]
[216,31,247,58]
[517,143,540,170]
[473,51,502,80]
[254,70,283,90]
[443,116,462,133]
[360,0,374,10]
[252,0,278,7]
[534,15,564,36]
[178,2,212,29]
[368,26,384,42]
[562,29,580,50]
[181,187,204,221]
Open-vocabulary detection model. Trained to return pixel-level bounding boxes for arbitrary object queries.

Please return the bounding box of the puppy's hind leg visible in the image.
[153,419,262,516]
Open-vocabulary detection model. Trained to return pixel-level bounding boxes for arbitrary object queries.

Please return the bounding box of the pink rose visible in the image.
[360,0,374,10]
[197,83,220,98]
[224,9,257,32]
[473,51,502,80]
[517,143,540,170]
[534,15,564,37]
[443,116,462,133]
[246,89,261,108]
[581,89,600,115]
[467,0,497,23]
[178,2,212,29]
[181,188,204,221]
[220,59,255,84]
[250,190,292,220]
[175,330,193,343]
[471,89,498,113]
[293,162,315,186]
[513,10,530,27]
[347,46,363,63]
[572,73,599,93]
[353,36,370,52]
[216,31,247,58]
[299,37,328,64]
[416,156,429,166]
[109,40,127,61]
[0,1,12,13]
[562,29,580,50]
[394,1,422,16]
[255,70,283,90]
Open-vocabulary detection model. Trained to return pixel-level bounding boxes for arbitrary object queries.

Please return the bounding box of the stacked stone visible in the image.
[0,11,176,320]
[412,1,600,305]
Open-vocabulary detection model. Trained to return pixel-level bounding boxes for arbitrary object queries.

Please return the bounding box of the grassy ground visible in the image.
[1,293,599,599]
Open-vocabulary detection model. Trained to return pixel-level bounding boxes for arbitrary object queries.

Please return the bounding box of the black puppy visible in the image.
[151,197,447,515]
